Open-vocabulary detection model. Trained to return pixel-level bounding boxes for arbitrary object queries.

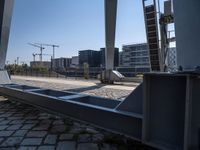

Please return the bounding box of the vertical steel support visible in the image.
[105,0,117,70]
[0,0,14,70]
[173,0,200,70]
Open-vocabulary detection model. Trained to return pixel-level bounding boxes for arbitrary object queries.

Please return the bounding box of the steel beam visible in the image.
[2,74,200,149]
[105,0,117,70]
[173,0,200,70]
[0,84,143,140]
[143,74,187,150]
[0,0,14,70]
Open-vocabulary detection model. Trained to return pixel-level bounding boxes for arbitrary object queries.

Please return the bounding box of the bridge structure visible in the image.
[1,0,200,149]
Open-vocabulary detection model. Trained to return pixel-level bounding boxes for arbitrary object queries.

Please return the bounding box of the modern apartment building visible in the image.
[121,43,150,72]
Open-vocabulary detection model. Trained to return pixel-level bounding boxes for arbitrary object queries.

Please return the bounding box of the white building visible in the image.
[121,43,151,72]
[71,56,79,68]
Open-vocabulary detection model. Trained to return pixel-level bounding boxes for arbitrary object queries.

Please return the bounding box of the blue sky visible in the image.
[7,0,146,64]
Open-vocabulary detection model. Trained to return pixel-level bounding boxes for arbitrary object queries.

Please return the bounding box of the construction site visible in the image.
[0,0,200,149]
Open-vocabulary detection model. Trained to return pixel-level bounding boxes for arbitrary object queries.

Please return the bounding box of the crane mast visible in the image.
[28,43,45,62]
[35,43,59,59]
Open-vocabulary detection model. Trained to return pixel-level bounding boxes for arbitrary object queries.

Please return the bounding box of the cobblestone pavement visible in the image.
[12,76,139,100]
[0,97,153,150]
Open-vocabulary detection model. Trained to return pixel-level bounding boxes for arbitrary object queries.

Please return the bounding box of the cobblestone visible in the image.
[13,130,28,137]
[0,120,10,125]
[18,146,37,150]
[78,134,91,143]
[21,124,35,130]
[7,124,22,130]
[44,134,57,144]
[77,143,98,150]
[0,131,14,137]
[59,134,74,140]
[9,120,24,125]
[0,118,5,122]
[26,131,47,138]
[25,120,38,124]
[21,138,43,146]
[0,125,8,130]
[37,146,55,150]
[1,137,23,147]
[32,124,50,131]
[0,138,4,143]
[50,125,66,134]
[0,147,17,150]
[56,141,76,150]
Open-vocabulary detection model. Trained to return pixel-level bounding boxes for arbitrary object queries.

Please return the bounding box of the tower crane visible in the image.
[32,53,40,62]
[35,43,59,59]
[28,43,45,62]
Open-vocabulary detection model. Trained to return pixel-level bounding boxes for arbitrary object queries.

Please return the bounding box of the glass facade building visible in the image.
[122,43,151,73]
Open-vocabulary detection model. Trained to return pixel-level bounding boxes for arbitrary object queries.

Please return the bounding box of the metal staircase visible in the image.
[142,0,160,71]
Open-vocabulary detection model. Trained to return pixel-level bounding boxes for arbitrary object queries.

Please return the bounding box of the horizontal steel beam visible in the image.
[0,84,142,140]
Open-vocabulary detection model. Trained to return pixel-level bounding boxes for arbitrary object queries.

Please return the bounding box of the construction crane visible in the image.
[32,53,40,62]
[28,43,45,62]
[32,53,36,62]
[16,57,19,65]
[35,43,59,59]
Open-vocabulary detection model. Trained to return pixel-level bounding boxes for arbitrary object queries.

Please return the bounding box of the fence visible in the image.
[8,67,148,79]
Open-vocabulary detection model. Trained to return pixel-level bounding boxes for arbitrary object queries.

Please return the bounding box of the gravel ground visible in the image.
[11,76,139,100]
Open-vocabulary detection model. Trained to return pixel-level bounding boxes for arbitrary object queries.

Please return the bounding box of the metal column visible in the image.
[0,0,14,70]
[105,0,117,70]
[173,0,200,70]
[102,0,124,84]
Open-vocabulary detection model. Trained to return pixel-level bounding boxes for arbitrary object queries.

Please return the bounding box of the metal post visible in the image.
[105,0,117,70]
[53,46,55,59]
[40,47,43,62]
[0,0,14,70]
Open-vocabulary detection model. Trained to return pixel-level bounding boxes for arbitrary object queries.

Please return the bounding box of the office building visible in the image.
[122,43,150,72]
[52,58,72,71]
[71,56,79,68]
[79,50,101,67]
[119,51,123,67]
